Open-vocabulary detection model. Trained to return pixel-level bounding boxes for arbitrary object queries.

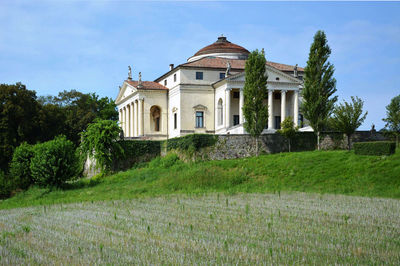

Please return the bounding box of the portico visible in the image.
[213,66,302,135]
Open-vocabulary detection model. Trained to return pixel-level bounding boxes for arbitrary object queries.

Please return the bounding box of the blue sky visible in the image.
[1,1,399,129]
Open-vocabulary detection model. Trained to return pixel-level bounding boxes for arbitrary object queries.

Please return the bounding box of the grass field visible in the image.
[1,192,399,264]
[1,150,399,210]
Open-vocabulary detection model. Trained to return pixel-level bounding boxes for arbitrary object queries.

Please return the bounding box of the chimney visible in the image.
[169,64,174,71]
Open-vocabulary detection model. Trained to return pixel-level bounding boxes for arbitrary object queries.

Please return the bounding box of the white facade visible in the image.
[115,36,304,140]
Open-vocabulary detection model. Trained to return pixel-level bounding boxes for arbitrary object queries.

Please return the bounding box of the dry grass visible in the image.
[1,192,399,264]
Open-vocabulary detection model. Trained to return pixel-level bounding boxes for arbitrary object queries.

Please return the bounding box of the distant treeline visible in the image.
[0,82,118,171]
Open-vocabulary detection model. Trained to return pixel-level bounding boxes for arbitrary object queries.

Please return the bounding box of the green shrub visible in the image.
[167,134,217,153]
[80,119,123,173]
[149,153,181,169]
[354,141,396,156]
[9,142,35,189]
[30,136,81,187]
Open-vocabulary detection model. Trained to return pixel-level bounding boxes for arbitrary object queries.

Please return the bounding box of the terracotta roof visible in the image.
[193,36,250,57]
[126,80,168,90]
[182,57,304,72]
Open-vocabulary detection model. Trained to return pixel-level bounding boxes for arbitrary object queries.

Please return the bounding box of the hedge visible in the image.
[354,141,396,156]
[113,140,161,170]
[166,134,217,152]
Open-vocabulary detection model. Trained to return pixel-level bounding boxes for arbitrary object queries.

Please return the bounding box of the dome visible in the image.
[188,36,250,62]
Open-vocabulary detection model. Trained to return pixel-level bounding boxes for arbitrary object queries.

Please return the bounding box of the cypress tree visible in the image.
[302,30,338,150]
[243,49,268,156]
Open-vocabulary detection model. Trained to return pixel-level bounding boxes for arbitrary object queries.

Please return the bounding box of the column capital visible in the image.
[225,87,232,91]
[281,89,287,94]
[268,89,275,92]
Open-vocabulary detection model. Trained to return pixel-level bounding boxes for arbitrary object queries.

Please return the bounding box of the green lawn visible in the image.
[1,149,399,210]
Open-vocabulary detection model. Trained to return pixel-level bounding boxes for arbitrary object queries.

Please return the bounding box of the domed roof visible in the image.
[188,36,250,62]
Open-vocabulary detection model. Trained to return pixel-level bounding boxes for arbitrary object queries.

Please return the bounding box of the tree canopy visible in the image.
[0,83,118,171]
[383,94,400,146]
[302,30,337,150]
[331,96,367,150]
[243,49,269,155]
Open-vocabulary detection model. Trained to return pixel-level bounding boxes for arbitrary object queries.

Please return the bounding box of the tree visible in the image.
[331,96,367,150]
[243,49,269,156]
[302,30,338,150]
[0,83,41,170]
[80,119,123,173]
[383,94,400,147]
[277,116,297,152]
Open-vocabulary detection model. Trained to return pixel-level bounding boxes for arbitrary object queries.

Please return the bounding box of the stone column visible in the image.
[239,88,244,124]
[122,107,126,136]
[133,100,138,137]
[281,90,287,123]
[268,89,274,130]
[138,98,144,136]
[294,90,299,127]
[225,88,231,128]
[119,109,122,129]
[130,102,134,137]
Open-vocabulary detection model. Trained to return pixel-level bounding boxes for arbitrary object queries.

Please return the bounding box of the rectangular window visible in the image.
[196,72,203,80]
[275,116,281,129]
[233,91,240,99]
[219,72,225,79]
[195,111,204,128]
[174,73,177,82]
[233,115,239,126]
[164,79,167,86]
[174,113,177,129]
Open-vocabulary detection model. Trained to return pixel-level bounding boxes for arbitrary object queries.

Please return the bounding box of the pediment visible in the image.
[115,82,137,104]
[193,104,208,110]
[224,65,302,85]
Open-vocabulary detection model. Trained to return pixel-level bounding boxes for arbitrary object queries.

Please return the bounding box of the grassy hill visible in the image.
[1,149,399,210]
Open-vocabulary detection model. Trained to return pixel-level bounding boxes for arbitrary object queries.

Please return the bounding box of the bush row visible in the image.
[6,136,81,194]
[354,141,396,156]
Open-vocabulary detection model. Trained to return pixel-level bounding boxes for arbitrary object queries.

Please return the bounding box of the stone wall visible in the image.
[189,131,387,161]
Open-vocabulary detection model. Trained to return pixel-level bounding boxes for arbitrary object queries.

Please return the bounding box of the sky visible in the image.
[1,1,399,130]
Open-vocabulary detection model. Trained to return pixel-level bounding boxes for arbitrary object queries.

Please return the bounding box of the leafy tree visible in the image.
[53,90,118,145]
[80,119,123,173]
[243,49,269,156]
[0,83,41,170]
[30,135,81,188]
[331,96,367,150]
[302,30,338,150]
[277,117,297,152]
[383,94,400,147]
[9,142,35,189]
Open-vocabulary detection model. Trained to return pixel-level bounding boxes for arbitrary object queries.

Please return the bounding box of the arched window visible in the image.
[150,106,161,132]
[218,98,223,126]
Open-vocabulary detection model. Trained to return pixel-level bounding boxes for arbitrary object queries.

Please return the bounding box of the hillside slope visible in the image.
[1,150,399,209]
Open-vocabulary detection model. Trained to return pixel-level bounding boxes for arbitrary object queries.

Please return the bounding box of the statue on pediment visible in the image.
[128,66,132,80]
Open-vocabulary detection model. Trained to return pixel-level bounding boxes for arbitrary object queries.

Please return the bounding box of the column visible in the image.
[128,105,131,137]
[239,88,244,124]
[281,90,287,123]
[122,107,126,136]
[294,90,299,127]
[133,100,138,137]
[138,98,143,136]
[225,88,231,128]
[119,109,122,129]
[130,102,134,137]
[268,89,274,130]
